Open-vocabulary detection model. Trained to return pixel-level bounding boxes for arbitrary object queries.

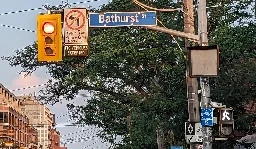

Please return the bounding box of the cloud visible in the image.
[11,72,48,95]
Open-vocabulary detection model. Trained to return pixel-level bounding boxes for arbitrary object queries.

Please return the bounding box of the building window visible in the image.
[0,113,3,122]
[0,112,8,123]
[3,113,8,123]
[0,137,8,142]
[33,116,39,119]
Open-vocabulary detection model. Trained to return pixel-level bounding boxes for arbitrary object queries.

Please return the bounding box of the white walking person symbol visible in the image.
[222,110,230,120]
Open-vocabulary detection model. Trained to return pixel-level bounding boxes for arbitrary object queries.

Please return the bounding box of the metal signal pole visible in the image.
[183,0,200,148]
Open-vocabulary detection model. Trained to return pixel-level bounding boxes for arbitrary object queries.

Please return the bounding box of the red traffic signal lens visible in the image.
[43,22,55,34]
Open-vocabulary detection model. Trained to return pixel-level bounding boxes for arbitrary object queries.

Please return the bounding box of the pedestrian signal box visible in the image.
[37,14,62,62]
[219,108,234,137]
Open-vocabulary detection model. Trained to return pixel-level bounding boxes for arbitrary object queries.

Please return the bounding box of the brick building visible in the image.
[18,95,67,149]
[0,83,68,149]
[50,129,67,149]
[27,126,38,149]
[18,95,54,149]
[0,84,39,148]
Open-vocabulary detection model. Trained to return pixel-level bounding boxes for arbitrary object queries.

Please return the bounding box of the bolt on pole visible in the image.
[198,0,213,148]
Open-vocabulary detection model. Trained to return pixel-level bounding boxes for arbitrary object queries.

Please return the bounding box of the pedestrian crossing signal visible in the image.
[37,14,62,62]
[219,108,234,136]
[219,108,233,124]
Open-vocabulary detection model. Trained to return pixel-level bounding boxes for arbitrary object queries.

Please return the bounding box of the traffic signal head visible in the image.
[37,14,62,62]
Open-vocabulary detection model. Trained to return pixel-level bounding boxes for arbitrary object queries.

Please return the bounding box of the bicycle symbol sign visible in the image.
[201,108,213,126]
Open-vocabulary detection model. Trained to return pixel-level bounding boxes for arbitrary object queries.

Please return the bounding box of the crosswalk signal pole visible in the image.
[200,78,212,149]
[198,0,213,148]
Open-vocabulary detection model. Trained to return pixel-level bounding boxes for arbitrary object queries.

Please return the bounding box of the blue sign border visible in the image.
[170,146,183,149]
[89,11,157,27]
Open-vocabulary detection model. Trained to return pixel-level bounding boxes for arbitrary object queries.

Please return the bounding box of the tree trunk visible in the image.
[157,126,165,149]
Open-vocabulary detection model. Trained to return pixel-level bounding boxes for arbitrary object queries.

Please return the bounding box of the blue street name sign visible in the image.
[89,11,157,27]
[201,108,213,126]
[170,146,183,149]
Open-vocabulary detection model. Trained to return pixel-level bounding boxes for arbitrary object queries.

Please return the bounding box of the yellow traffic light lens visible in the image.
[45,36,53,44]
[45,47,54,55]
[43,22,55,34]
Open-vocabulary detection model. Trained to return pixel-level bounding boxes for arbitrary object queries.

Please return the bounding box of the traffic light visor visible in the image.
[43,22,55,34]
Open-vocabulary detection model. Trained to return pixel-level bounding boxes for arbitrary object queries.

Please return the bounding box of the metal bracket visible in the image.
[146,26,200,42]
[210,102,226,108]
[199,101,226,108]
[213,117,217,124]
[214,138,228,141]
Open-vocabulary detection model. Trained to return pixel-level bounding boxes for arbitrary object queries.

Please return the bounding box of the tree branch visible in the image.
[84,86,123,97]
[129,82,149,98]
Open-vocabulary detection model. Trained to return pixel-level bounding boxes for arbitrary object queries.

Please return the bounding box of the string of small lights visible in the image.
[0,0,101,16]
[11,83,47,92]
[0,24,36,33]
[82,140,101,149]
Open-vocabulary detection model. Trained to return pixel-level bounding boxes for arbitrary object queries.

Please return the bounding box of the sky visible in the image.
[0,0,110,149]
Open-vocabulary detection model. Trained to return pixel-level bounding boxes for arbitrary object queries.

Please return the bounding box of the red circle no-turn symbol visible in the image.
[65,9,86,30]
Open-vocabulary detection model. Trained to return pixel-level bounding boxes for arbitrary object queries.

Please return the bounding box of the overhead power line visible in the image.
[61,126,94,137]
[132,0,179,12]
[66,136,99,145]
[0,2,220,34]
[11,83,47,92]
[0,0,101,16]
[59,126,107,146]
[0,8,44,16]
[61,129,87,137]
[83,140,101,149]
[86,144,110,149]
[0,0,222,33]
[61,130,113,148]
[0,24,36,33]
[63,131,95,142]
[0,0,103,33]
[10,83,87,124]
[132,0,184,56]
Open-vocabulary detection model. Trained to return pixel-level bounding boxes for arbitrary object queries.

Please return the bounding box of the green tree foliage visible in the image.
[207,23,256,149]
[207,0,254,34]
[2,0,255,148]
[210,23,256,132]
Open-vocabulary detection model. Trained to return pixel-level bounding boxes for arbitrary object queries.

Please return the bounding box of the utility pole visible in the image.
[198,0,213,148]
[183,0,200,148]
